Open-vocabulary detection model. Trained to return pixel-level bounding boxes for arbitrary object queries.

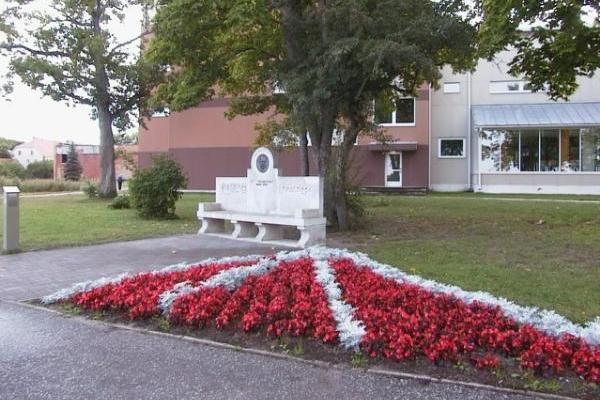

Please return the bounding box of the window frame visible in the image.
[443,82,461,94]
[438,138,466,159]
[377,97,416,127]
[489,80,532,94]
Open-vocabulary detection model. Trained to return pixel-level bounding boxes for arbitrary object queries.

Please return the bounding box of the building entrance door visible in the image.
[385,152,402,187]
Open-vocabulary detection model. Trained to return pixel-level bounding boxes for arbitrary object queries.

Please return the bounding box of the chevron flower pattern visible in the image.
[42,247,600,382]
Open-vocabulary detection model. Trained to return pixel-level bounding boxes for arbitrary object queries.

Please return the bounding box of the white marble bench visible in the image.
[197,147,326,248]
[197,205,326,248]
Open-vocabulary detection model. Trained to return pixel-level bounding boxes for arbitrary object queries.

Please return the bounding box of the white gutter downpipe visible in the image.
[428,84,432,190]
[467,71,472,190]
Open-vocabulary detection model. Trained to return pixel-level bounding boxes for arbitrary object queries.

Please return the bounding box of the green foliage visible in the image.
[82,181,99,199]
[128,155,187,218]
[25,160,53,179]
[63,143,82,181]
[478,0,600,99]
[148,0,478,229]
[0,162,25,179]
[0,178,81,193]
[0,137,21,158]
[108,195,131,209]
[350,351,368,368]
[0,1,162,196]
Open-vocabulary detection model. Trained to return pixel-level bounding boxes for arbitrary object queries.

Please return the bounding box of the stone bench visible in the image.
[197,147,326,248]
[197,205,326,248]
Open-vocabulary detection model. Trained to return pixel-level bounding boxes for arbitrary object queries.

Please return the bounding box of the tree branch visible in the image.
[108,30,152,56]
[0,43,70,58]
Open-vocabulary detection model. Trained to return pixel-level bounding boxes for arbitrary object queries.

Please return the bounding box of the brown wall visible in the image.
[138,87,430,190]
[139,145,429,190]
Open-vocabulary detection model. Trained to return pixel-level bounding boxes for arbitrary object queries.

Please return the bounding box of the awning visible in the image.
[366,141,418,152]
[472,102,600,128]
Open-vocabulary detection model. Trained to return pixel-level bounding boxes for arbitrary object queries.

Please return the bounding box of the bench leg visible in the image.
[297,224,326,248]
[231,221,257,238]
[255,223,284,241]
[199,218,225,234]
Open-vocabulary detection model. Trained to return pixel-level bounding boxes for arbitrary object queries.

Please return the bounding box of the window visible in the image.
[480,127,600,173]
[489,80,532,94]
[581,128,600,172]
[439,139,465,158]
[61,154,68,163]
[443,82,460,94]
[374,98,415,126]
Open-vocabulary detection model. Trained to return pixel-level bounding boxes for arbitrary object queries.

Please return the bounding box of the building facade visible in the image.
[139,51,600,195]
[138,86,430,190]
[431,49,600,194]
[53,143,138,181]
[10,137,58,167]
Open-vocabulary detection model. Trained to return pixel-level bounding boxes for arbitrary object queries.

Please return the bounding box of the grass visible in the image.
[2,191,599,323]
[0,193,212,251]
[330,194,600,323]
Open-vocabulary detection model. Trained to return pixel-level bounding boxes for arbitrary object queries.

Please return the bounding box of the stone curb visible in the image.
[2,298,582,400]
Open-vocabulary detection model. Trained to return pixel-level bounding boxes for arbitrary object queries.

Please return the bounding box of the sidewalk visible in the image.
[0,300,533,400]
[0,234,278,301]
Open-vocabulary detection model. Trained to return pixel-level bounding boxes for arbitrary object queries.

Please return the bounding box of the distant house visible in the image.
[53,143,138,181]
[10,137,58,167]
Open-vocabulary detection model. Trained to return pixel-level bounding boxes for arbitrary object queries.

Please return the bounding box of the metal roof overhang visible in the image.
[472,102,600,128]
[366,141,418,152]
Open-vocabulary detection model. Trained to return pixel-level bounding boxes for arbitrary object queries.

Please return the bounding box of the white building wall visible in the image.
[430,49,600,194]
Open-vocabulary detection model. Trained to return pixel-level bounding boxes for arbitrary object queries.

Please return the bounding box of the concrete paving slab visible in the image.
[0,234,279,301]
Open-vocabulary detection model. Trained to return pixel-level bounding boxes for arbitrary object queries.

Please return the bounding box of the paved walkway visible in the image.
[0,235,539,399]
[0,301,533,400]
[0,234,278,301]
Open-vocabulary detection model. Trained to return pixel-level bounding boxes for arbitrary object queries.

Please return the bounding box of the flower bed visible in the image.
[42,247,600,383]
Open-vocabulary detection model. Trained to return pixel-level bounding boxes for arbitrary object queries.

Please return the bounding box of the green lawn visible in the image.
[330,194,600,323]
[2,192,599,323]
[0,193,212,251]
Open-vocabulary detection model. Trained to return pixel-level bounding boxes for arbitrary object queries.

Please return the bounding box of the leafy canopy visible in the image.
[0,0,159,131]
[148,0,478,145]
[478,0,600,99]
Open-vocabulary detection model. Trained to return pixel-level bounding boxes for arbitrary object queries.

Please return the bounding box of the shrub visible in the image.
[81,181,99,198]
[108,195,130,209]
[128,155,187,218]
[0,162,26,179]
[25,160,53,179]
[63,143,82,181]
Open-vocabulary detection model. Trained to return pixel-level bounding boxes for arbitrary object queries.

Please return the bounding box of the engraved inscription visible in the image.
[221,182,247,194]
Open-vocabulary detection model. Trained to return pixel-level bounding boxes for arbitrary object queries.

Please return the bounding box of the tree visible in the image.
[63,143,82,181]
[477,1,600,99]
[0,0,160,197]
[147,0,477,229]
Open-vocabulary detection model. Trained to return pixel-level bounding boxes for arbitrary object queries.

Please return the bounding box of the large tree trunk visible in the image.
[98,104,116,197]
[92,3,116,198]
[333,131,357,231]
[299,131,309,176]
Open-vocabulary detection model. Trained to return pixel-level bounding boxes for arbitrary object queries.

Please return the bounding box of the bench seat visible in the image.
[197,203,326,248]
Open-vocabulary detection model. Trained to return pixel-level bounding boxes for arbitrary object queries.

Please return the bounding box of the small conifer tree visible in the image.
[63,143,82,181]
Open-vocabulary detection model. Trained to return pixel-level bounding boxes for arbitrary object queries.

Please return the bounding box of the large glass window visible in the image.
[480,127,600,173]
[520,130,539,171]
[560,129,580,171]
[500,130,520,171]
[480,129,501,172]
[541,129,560,171]
[581,128,600,172]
